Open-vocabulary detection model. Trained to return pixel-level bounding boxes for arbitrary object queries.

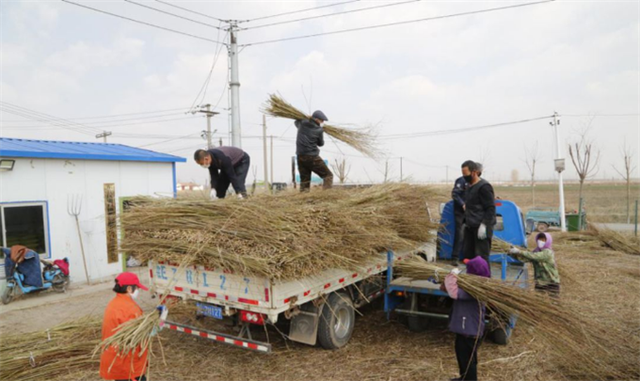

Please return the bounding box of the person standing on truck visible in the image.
[100,272,149,381]
[462,161,496,265]
[443,256,491,381]
[194,147,251,200]
[451,161,473,261]
[508,232,561,296]
[295,110,333,192]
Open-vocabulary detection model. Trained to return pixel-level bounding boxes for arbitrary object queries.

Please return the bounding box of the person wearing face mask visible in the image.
[508,232,561,296]
[194,147,250,200]
[100,272,149,381]
[451,160,474,261]
[294,110,333,192]
[462,161,496,266]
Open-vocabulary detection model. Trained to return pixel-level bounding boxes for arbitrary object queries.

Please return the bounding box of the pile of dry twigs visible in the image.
[262,94,379,157]
[555,225,640,256]
[122,184,437,280]
[0,317,101,381]
[396,257,640,380]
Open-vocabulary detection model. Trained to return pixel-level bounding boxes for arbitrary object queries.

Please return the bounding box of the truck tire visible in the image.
[1,285,14,305]
[317,292,355,350]
[491,327,510,345]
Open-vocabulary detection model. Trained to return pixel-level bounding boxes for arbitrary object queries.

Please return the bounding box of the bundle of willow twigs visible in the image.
[262,94,378,157]
[555,226,640,256]
[396,258,639,380]
[0,317,101,381]
[122,184,437,280]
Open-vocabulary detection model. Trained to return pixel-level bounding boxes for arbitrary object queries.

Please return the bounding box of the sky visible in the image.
[1,0,639,185]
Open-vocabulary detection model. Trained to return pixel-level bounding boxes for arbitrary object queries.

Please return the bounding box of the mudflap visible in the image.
[289,302,323,346]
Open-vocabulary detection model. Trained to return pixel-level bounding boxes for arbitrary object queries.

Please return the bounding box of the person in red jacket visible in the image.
[100,272,149,381]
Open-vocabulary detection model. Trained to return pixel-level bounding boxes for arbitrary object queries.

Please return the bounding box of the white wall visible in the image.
[0,158,175,283]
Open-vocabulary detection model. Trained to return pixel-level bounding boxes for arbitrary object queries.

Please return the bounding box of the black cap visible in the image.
[311,110,328,121]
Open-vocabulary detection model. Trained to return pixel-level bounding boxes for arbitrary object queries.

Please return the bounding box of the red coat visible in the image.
[100,294,148,380]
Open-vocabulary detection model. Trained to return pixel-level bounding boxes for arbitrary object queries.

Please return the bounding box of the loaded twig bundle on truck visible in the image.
[122,185,438,352]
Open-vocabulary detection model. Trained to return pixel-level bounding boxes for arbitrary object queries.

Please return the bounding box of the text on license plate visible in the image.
[196,303,223,320]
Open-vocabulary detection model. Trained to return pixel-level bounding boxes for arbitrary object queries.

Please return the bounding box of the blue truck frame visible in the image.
[383,200,529,344]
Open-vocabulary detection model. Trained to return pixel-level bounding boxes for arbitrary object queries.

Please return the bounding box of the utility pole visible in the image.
[219,138,223,147]
[400,157,403,182]
[270,135,274,190]
[96,131,112,143]
[196,104,219,149]
[228,24,242,148]
[551,111,567,232]
[262,115,269,191]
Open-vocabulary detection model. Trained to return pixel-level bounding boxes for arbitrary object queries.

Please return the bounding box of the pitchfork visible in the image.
[67,194,91,285]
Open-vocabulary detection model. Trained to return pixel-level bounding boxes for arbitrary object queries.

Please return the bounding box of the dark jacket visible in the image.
[445,257,490,337]
[451,176,468,212]
[207,147,247,197]
[464,178,496,228]
[295,119,324,156]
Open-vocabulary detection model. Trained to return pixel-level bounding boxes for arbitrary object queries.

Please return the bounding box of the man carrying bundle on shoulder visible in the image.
[441,256,491,381]
[194,147,250,200]
[295,110,333,192]
[509,232,561,296]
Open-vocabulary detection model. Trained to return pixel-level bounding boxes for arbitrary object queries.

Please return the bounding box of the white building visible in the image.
[0,138,185,284]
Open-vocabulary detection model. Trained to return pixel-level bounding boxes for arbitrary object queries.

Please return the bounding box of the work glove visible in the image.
[210,189,217,201]
[450,268,461,276]
[477,223,487,240]
[509,247,521,255]
[157,305,169,321]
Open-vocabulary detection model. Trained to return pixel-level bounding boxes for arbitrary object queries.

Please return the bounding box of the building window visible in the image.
[1,202,50,259]
[104,184,118,263]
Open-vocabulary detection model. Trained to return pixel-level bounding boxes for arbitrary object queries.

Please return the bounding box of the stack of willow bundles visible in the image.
[0,317,100,381]
[396,258,640,380]
[121,184,437,280]
[262,94,379,158]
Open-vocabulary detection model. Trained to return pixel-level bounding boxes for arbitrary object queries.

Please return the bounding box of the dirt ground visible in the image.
[1,232,638,381]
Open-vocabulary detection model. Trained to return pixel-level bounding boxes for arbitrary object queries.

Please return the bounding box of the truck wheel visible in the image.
[491,327,510,345]
[537,223,549,232]
[317,292,355,350]
[2,285,14,305]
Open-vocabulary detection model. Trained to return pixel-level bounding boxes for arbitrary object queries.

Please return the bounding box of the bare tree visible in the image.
[522,141,542,205]
[377,160,392,183]
[612,142,637,223]
[331,158,351,184]
[568,127,600,202]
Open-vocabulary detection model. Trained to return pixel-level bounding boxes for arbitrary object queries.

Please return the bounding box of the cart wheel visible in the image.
[536,222,549,232]
[2,285,14,305]
[491,327,510,345]
[52,274,67,293]
[317,292,355,350]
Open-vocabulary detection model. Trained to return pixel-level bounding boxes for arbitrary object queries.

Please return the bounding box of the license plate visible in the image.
[196,303,223,320]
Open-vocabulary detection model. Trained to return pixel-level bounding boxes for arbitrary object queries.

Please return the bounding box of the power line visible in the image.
[3,112,188,127]
[2,116,202,131]
[381,115,553,139]
[244,0,360,23]
[137,132,202,148]
[155,0,227,23]
[125,0,223,30]
[244,0,420,31]
[189,30,229,111]
[62,0,226,46]
[560,113,640,117]
[2,107,189,122]
[242,0,554,46]
[0,102,101,136]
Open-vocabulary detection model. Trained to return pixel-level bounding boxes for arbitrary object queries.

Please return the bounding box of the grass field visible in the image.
[491,183,639,224]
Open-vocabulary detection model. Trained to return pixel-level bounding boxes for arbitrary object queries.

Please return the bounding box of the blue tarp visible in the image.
[3,248,43,288]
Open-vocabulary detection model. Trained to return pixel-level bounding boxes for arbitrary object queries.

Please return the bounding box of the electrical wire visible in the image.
[244,0,360,23]
[381,115,554,139]
[560,114,640,117]
[242,0,554,46]
[0,102,101,136]
[3,112,189,127]
[2,107,190,122]
[62,0,226,46]
[244,0,420,31]
[189,30,229,111]
[137,132,202,148]
[2,116,202,131]
[125,0,223,30]
[155,0,227,23]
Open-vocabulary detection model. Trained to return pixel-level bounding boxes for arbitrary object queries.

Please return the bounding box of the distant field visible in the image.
[493,183,639,223]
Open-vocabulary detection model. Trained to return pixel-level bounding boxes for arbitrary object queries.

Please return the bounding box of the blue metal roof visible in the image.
[0,138,186,163]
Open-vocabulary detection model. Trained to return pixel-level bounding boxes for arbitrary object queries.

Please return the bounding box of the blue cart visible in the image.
[384,200,529,345]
